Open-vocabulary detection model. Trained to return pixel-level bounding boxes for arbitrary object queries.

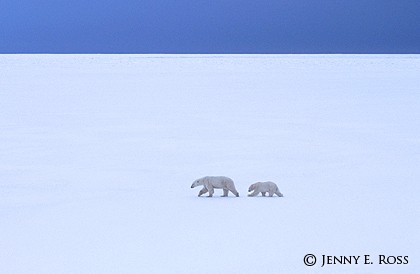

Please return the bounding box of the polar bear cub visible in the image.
[248,181,283,197]
[191,176,239,197]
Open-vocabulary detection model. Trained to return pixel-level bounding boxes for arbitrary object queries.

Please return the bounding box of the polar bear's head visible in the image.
[248,183,257,192]
[191,179,201,188]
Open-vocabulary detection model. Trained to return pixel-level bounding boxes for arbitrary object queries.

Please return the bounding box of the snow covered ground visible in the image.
[0,54,419,273]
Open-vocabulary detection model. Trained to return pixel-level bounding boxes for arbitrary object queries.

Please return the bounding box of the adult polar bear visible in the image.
[191,176,239,197]
[248,181,283,197]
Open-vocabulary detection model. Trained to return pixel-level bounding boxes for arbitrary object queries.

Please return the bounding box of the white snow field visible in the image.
[1,54,419,274]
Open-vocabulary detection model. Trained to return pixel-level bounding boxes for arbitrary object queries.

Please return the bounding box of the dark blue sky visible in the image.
[1,0,419,53]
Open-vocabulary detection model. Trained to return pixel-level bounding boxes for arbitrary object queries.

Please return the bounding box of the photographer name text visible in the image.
[303,254,409,267]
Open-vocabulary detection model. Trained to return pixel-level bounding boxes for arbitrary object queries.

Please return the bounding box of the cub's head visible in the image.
[191,179,200,188]
[248,183,257,192]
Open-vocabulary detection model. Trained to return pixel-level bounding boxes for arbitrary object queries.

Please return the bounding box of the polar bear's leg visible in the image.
[207,186,214,197]
[222,188,229,197]
[227,184,239,197]
[198,187,208,197]
[261,192,266,196]
[275,190,283,197]
[268,191,275,197]
[230,189,239,197]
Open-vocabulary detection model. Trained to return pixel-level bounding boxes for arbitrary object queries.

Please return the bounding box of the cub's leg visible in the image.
[268,191,274,197]
[261,192,266,196]
[198,187,208,197]
[248,190,260,197]
[222,188,229,197]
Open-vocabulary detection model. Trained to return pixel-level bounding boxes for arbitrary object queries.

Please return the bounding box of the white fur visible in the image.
[248,181,283,197]
[191,176,239,197]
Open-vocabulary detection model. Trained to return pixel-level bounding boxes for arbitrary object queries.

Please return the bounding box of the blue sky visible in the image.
[1,0,419,53]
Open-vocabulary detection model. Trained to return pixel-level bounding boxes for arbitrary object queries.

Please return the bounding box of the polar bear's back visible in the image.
[208,176,232,182]
[201,176,234,188]
[214,176,233,183]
